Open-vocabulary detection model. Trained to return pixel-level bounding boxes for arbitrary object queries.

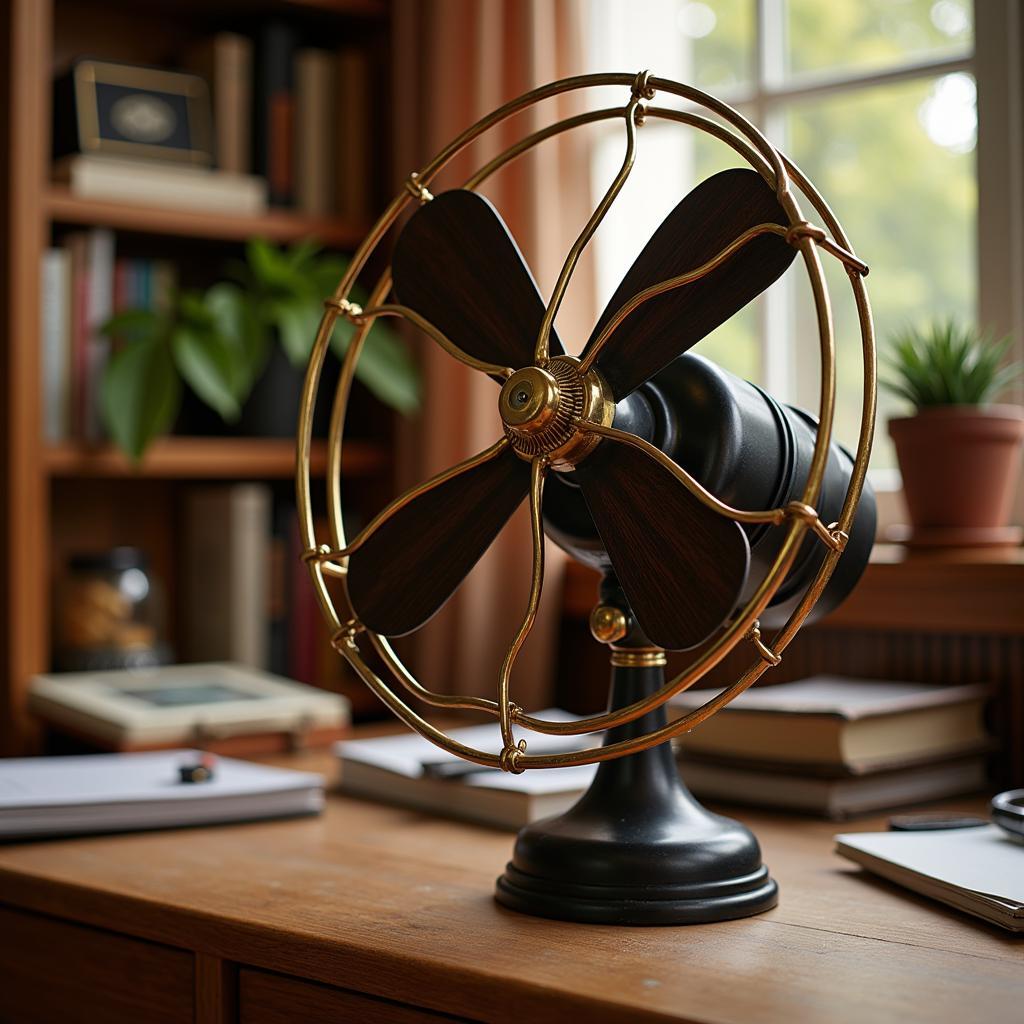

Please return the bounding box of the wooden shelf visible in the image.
[46,188,370,248]
[44,438,388,479]
[562,546,1024,635]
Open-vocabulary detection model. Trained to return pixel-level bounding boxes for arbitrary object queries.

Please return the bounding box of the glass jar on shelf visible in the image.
[55,547,170,672]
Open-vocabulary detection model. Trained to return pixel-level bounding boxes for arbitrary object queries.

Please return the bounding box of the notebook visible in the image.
[336,711,598,830]
[0,750,324,840]
[835,824,1024,931]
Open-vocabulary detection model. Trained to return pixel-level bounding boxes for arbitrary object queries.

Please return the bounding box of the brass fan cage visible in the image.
[296,70,876,773]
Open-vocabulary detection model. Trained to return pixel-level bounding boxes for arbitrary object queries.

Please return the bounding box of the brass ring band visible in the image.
[610,650,668,668]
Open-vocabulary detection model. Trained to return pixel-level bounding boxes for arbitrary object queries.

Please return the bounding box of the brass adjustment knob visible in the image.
[589,604,628,644]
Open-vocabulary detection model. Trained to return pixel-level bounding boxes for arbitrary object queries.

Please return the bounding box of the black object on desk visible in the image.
[991,789,1024,840]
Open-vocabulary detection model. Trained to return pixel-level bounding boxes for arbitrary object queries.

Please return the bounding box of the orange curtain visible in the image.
[391,0,595,707]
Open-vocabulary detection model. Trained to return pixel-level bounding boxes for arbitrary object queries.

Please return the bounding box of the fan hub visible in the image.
[499,357,614,469]
[499,367,562,434]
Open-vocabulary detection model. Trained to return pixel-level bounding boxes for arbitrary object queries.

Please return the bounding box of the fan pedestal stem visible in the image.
[494,657,778,925]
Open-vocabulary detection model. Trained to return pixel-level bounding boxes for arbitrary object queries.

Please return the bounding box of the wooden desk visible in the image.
[0,764,1020,1024]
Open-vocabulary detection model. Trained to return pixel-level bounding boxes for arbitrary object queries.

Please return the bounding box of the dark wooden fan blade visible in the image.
[347,445,531,637]
[392,189,563,372]
[575,441,750,651]
[582,168,796,400]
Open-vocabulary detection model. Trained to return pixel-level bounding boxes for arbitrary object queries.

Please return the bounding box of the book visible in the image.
[295,48,335,216]
[336,712,598,830]
[678,755,988,819]
[28,662,349,752]
[671,677,991,773]
[84,228,115,440]
[836,825,1024,932]
[254,22,297,206]
[0,749,324,840]
[40,248,72,442]
[182,485,272,668]
[64,231,90,437]
[185,32,253,174]
[53,154,267,214]
[335,48,370,220]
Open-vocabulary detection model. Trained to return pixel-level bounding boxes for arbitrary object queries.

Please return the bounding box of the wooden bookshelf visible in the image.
[43,438,387,479]
[47,189,371,247]
[0,0,396,754]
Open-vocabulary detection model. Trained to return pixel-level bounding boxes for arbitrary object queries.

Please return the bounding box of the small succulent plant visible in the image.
[882,318,1023,412]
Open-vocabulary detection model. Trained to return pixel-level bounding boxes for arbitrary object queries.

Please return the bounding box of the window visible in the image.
[585,0,976,477]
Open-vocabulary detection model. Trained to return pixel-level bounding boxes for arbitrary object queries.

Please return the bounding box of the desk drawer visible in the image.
[0,906,193,1024]
[239,968,471,1023]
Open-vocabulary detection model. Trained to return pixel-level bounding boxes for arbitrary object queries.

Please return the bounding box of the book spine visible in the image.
[186,33,253,174]
[230,485,272,669]
[287,515,318,684]
[151,260,177,314]
[64,232,89,439]
[84,229,115,441]
[182,485,272,667]
[295,49,334,216]
[40,249,72,443]
[335,49,371,220]
[215,33,253,175]
[266,496,291,676]
[254,23,297,206]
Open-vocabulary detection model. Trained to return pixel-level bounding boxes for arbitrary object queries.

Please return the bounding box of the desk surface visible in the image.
[0,757,1020,1024]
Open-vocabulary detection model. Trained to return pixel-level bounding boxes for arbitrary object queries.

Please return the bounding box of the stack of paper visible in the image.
[336,711,598,830]
[0,750,323,840]
[836,825,1024,932]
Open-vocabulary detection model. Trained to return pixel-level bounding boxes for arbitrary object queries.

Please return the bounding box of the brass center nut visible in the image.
[498,356,614,469]
[498,367,561,435]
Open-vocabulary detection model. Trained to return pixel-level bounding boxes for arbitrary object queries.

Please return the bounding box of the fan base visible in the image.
[494,660,778,925]
[495,862,777,926]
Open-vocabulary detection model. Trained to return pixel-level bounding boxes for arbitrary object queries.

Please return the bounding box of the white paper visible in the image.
[672,676,989,719]
[835,825,1024,905]
[0,751,324,838]
[335,708,599,791]
[0,750,321,808]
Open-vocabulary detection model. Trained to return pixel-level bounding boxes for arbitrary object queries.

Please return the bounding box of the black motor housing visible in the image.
[544,353,876,634]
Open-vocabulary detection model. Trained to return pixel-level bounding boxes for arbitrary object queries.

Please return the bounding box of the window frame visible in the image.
[589,0,988,502]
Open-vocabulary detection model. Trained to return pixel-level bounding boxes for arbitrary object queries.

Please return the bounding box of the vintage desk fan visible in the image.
[297,71,877,925]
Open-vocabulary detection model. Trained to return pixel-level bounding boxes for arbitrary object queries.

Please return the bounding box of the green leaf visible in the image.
[100,308,163,344]
[333,321,421,415]
[100,338,182,461]
[246,237,309,296]
[203,283,268,398]
[270,298,320,366]
[311,256,351,298]
[171,325,242,421]
[285,238,322,272]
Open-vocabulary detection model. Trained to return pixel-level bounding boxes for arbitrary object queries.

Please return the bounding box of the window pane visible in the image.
[784,0,972,79]
[587,0,753,95]
[783,74,977,468]
[589,117,760,382]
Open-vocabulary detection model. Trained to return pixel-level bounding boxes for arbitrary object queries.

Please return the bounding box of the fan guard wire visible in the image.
[296,70,876,773]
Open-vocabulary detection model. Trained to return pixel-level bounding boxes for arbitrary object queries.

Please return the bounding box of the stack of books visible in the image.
[41,232,176,442]
[671,676,992,819]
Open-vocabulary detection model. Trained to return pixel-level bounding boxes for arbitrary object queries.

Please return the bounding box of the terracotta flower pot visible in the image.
[888,405,1024,544]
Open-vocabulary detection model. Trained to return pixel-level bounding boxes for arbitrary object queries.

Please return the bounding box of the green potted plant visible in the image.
[883,319,1024,546]
[100,239,420,459]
